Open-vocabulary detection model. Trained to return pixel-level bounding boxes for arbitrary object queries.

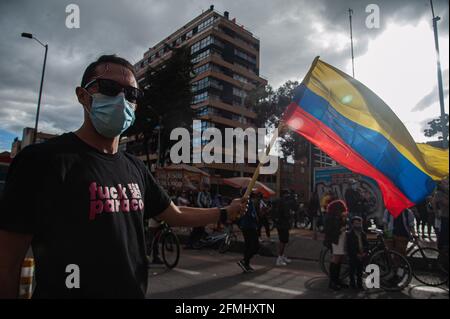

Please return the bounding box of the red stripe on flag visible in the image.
[283,102,414,217]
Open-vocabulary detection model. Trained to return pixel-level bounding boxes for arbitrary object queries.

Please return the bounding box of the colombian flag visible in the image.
[283,57,447,217]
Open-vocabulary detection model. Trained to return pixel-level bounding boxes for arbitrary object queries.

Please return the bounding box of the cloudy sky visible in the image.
[0,0,448,151]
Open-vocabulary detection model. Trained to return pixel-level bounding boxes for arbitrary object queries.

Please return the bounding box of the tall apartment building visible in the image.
[134,6,267,180]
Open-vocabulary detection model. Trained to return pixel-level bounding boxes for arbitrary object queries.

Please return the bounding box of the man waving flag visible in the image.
[283,57,448,217]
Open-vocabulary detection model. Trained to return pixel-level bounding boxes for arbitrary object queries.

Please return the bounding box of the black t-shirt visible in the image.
[0,133,171,298]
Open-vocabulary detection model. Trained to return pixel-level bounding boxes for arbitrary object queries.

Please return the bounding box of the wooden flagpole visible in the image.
[241,56,321,205]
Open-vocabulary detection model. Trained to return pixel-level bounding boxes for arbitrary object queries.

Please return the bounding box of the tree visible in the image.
[247,80,307,160]
[126,45,195,167]
[424,114,449,140]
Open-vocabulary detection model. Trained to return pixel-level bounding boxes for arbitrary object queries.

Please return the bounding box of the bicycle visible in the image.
[319,228,413,291]
[192,224,237,253]
[146,221,180,269]
[406,235,449,286]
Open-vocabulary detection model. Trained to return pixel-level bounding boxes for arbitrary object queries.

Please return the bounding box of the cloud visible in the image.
[413,69,449,111]
[0,0,448,150]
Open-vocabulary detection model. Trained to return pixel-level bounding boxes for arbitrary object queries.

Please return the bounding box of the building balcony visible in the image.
[192,97,256,120]
[198,114,253,129]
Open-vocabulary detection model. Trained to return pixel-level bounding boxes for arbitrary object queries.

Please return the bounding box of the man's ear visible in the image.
[76,87,91,109]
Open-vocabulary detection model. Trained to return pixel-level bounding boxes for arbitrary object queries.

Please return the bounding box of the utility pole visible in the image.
[430,0,448,148]
[348,8,355,78]
[21,33,48,144]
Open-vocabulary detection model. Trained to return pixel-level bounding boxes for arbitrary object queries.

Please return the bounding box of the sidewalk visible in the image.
[173,226,325,261]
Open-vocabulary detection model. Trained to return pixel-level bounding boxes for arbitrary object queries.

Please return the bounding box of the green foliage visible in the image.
[424,114,449,140]
[246,80,308,160]
[126,45,195,165]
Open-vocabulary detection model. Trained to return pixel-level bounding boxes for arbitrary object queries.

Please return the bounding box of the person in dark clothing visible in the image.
[272,190,295,266]
[237,189,259,273]
[256,194,272,241]
[0,55,244,299]
[344,182,364,219]
[416,200,430,239]
[346,216,369,289]
[324,199,349,290]
[307,191,320,231]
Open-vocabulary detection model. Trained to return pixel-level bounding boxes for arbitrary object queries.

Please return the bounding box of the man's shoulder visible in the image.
[14,133,76,161]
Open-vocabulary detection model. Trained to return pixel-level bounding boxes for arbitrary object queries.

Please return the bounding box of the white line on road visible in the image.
[173,268,201,275]
[240,281,304,296]
[409,285,449,294]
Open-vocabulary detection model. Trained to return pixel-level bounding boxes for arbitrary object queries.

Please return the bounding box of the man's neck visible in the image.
[75,122,119,154]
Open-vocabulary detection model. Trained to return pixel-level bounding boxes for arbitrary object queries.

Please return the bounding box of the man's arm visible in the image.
[0,231,32,298]
[158,198,244,227]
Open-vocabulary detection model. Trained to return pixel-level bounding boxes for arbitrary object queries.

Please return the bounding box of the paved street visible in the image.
[146,248,449,299]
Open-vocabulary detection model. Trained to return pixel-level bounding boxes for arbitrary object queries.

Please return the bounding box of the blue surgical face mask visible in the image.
[85,92,136,138]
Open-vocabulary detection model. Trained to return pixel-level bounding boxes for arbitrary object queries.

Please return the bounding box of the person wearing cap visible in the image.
[324,198,349,290]
[346,216,369,289]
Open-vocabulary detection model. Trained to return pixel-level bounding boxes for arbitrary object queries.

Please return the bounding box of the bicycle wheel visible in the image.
[218,233,237,253]
[369,250,412,292]
[161,232,180,269]
[409,247,449,286]
[319,247,350,279]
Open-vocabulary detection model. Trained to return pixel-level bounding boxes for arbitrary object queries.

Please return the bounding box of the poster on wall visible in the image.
[314,166,384,220]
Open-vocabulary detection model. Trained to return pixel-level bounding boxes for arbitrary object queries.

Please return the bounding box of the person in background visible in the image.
[168,187,177,203]
[346,216,369,290]
[307,190,320,231]
[256,194,271,242]
[146,218,163,264]
[345,180,364,222]
[433,178,449,252]
[324,198,349,291]
[426,196,436,241]
[273,190,294,266]
[291,192,300,228]
[177,190,190,207]
[212,191,224,231]
[383,208,416,257]
[237,189,259,273]
[320,190,335,232]
[415,200,430,240]
[188,191,197,207]
[194,184,212,237]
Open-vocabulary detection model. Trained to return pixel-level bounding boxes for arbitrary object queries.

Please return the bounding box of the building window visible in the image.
[192,91,209,104]
[196,106,210,116]
[233,73,248,84]
[193,120,215,146]
[233,87,247,99]
[191,49,211,64]
[191,36,213,54]
[193,63,210,75]
[197,16,215,33]
[192,77,210,92]
[234,48,256,64]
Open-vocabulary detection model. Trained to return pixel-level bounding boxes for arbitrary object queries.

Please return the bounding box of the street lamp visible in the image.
[21,32,48,145]
[429,1,448,148]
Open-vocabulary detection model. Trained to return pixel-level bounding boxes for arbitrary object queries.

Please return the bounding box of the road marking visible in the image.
[173,268,201,275]
[240,281,304,296]
[409,285,449,294]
